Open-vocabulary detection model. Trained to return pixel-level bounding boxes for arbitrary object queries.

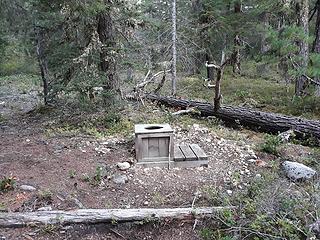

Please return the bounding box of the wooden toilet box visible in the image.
[135,124,174,163]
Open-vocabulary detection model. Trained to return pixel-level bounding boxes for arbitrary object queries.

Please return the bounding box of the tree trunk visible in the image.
[0,207,231,227]
[171,0,177,96]
[206,54,214,83]
[214,68,223,111]
[295,0,309,96]
[261,12,270,54]
[97,8,119,97]
[146,95,320,139]
[313,0,320,96]
[232,1,241,74]
[35,26,49,105]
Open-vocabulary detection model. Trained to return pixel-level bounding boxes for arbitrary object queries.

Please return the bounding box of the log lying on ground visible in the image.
[0,207,232,228]
[146,94,320,139]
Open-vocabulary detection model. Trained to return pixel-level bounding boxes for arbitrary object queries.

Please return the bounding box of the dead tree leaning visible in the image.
[205,58,230,111]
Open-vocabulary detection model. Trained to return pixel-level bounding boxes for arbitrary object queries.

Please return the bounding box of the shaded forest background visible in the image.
[1,0,320,118]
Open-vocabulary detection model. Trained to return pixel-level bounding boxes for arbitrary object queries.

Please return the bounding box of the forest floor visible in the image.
[1,74,320,239]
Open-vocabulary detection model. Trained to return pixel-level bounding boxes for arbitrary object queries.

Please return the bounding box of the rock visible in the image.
[310,219,320,238]
[282,161,316,181]
[226,190,233,195]
[278,130,295,143]
[19,185,36,191]
[38,206,52,211]
[247,159,257,163]
[117,162,131,171]
[143,201,149,206]
[112,175,128,184]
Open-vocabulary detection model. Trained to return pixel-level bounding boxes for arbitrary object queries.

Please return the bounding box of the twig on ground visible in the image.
[110,228,126,239]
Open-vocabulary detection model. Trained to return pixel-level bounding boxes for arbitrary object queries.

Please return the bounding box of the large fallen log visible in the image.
[0,207,230,228]
[146,94,320,139]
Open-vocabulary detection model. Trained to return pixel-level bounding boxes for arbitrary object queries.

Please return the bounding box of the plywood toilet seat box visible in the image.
[135,124,174,164]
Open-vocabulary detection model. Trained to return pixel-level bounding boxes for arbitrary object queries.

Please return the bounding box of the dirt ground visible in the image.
[0,84,312,239]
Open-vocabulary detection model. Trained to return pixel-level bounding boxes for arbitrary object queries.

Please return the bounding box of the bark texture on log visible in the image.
[0,207,228,228]
[146,95,320,138]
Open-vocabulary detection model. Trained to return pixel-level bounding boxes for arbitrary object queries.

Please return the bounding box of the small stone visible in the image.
[278,130,295,143]
[143,201,149,206]
[112,175,128,184]
[19,185,36,191]
[282,161,317,181]
[26,139,30,142]
[117,162,131,171]
[38,206,52,211]
[247,159,257,163]
[226,190,233,195]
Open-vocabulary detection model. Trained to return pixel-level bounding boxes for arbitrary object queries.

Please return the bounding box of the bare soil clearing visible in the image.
[0,85,315,239]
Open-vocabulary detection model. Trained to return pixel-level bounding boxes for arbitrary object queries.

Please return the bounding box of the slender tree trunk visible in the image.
[313,0,320,95]
[214,68,223,111]
[261,12,270,54]
[171,0,177,96]
[35,26,49,105]
[232,1,241,74]
[97,7,120,98]
[295,0,309,96]
[206,54,214,83]
[232,35,241,74]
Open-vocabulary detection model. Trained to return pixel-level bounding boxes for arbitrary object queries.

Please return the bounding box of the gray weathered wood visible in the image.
[190,144,208,160]
[0,207,232,228]
[142,138,149,158]
[174,146,185,161]
[179,145,197,161]
[136,160,208,168]
[135,128,174,162]
[148,138,159,157]
[159,137,169,157]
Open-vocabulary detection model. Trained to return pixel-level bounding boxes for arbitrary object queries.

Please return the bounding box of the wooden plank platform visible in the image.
[179,145,197,161]
[189,144,208,160]
[136,160,208,168]
[136,144,208,168]
[174,146,185,161]
[174,144,208,161]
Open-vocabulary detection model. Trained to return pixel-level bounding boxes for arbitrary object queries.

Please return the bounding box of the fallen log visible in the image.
[0,207,231,228]
[146,94,320,139]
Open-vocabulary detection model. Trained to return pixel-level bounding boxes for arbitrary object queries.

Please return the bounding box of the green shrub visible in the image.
[260,134,282,155]
[100,111,121,128]
[0,175,16,192]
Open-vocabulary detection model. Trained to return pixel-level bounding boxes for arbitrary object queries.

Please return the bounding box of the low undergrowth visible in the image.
[197,140,320,240]
[0,175,16,192]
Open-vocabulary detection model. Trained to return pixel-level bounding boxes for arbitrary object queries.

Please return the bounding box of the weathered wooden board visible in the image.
[136,160,208,168]
[142,138,149,158]
[0,207,235,227]
[179,145,197,161]
[148,138,159,157]
[174,146,185,161]
[190,144,208,160]
[159,137,169,157]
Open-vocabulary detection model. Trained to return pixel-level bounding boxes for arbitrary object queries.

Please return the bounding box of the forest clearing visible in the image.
[1,0,320,239]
